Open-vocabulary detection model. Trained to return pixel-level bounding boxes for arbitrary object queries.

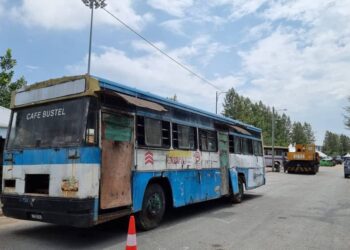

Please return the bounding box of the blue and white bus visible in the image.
[1,75,265,229]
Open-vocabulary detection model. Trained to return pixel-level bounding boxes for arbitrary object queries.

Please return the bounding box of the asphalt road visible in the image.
[0,165,349,250]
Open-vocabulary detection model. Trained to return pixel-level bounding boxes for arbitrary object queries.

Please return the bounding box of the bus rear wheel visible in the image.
[136,183,166,231]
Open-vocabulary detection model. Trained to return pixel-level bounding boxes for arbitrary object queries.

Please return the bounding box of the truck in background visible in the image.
[284,144,320,174]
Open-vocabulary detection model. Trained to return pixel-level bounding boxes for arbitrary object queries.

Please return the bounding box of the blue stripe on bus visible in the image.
[3,147,101,165]
[132,168,226,212]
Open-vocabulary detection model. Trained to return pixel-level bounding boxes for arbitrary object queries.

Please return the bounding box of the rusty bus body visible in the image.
[1,75,265,229]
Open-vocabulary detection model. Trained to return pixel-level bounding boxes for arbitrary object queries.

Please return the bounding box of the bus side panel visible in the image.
[199,168,222,201]
[228,168,239,195]
[165,169,221,206]
[132,169,223,212]
[230,154,265,190]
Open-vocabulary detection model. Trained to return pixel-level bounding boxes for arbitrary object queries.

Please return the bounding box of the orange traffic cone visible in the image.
[125,215,137,250]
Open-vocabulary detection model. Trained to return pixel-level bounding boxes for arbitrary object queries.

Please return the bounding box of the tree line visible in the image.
[322,131,350,156]
[223,88,315,147]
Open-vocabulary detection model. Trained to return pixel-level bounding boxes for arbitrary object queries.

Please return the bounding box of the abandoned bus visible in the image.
[1,75,265,229]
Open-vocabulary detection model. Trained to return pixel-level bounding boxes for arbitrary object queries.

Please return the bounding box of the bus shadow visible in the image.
[12,217,130,249]
[161,193,263,227]
[11,194,262,249]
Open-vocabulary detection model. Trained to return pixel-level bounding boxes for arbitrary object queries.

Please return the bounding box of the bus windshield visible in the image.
[7,98,90,149]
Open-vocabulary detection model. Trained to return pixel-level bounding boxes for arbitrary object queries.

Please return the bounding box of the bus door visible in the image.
[100,112,134,209]
[218,131,230,195]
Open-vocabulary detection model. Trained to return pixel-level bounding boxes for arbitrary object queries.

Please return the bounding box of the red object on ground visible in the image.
[125,215,137,250]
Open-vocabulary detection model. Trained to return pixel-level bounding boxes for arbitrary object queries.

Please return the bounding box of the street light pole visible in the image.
[82,0,107,75]
[87,4,94,75]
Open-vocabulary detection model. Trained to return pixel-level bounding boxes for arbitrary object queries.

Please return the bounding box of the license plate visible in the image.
[30,214,43,220]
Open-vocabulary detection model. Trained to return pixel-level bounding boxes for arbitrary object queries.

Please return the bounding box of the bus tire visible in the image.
[136,183,166,231]
[232,177,244,204]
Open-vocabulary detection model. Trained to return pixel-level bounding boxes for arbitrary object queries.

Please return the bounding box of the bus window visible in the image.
[145,118,162,147]
[199,129,217,152]
[7,98,89,149]
[85,99,98,145]
[234,136,242,154]
[173,124,196,150]
[258,142,263,156]
[248,139,253,154]
[253,140,263,156]
[229,135,234,153]
[242,138,253,155]
[137,116,170,148]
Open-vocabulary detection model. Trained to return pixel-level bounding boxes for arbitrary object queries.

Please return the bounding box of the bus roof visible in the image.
[94,75,261,133]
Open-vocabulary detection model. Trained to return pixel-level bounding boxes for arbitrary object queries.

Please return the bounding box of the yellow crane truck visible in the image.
[284,144,320,174]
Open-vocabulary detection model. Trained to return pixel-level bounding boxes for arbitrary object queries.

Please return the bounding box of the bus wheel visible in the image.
[232,177,244,204]
[136,183,165,231]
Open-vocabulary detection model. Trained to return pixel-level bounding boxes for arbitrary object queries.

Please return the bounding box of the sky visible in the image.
[1,0,350,145]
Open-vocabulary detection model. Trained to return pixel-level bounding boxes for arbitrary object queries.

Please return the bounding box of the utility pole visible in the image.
[82,0,107,75]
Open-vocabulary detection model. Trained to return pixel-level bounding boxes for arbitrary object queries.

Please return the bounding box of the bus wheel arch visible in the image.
[136,177,173,230]
[148,177,174,209]
[232,173,245,204]
[238,173,246,188]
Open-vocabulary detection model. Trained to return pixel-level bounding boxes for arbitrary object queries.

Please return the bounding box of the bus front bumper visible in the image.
[0,194,96,228]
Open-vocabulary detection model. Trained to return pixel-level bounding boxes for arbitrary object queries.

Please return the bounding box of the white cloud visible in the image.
[9,0,152,31]
[25,65,39,71]
[242,22,273,43]
[263,0,335,24]
[147,0,194,17]
[67,45,242,113]
[160,35,231,68]
[237,0,350,143]
[226,0,269,19]
[131,40,167,53]
[160,19,186,36]
[208,0,273,19]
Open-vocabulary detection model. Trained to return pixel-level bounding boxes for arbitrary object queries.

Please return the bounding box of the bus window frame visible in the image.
[242,138,253,155]
[199,129,218,152]
[6,97,91,150]
[136,116,171,149]
[253,140,263,156]
[84,97,99,146]
[233,135,242,154]
[172,123,197,151]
